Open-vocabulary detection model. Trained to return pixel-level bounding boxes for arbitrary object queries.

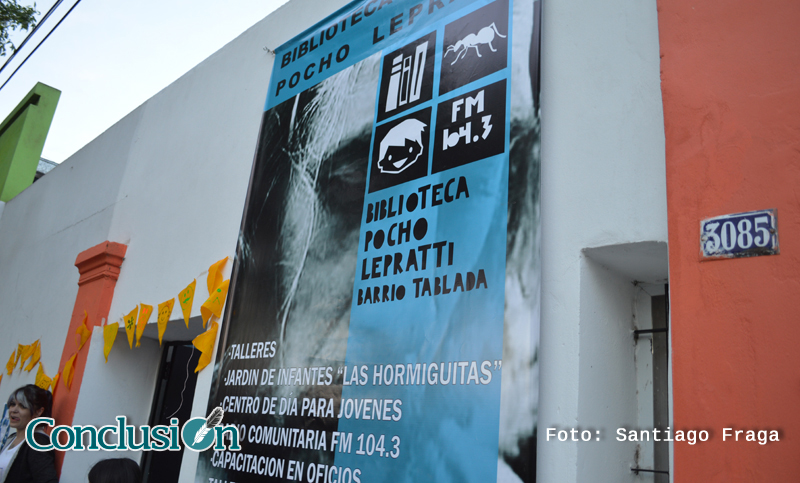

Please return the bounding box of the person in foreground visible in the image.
[87,458,141,483]
[0,385,58,483]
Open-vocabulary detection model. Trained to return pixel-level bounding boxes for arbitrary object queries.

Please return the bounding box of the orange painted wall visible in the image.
[657,0,800,480]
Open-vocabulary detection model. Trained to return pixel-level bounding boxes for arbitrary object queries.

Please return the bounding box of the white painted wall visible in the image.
[0,0,668,481]
[0,108,141,404]
[65,329,162,479]
[575,258,639,482]
[538,0,668,481]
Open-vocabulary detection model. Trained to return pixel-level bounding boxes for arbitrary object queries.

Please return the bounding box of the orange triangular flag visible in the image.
[192,320,219,373]
[35,363,52,390]
[24,341,41,372]
[51,373,60,397]
[6,350,16,376]
[103,322,119,363]
[156,299,175,346]
[207,257,228,295]
[123,307,138,349]
[76,311,91,351]
[135,304,153,347]
[18,343,33,369]
[63,353,77,390]
[179,280,196,328]
[200,280,230,328]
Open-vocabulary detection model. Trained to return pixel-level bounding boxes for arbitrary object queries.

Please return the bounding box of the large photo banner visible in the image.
[196,0,540,482]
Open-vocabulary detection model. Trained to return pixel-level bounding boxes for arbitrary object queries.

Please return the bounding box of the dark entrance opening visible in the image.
[142,342,201,483]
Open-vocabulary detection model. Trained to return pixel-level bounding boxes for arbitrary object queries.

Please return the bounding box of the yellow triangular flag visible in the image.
[35,363,52,390]
[6,350,16,376]
[156,299,175,346]
[207,257,228,295]
[179,280,196,328]
[76,311,91,351]
[63,353,77,390]
[18,343,32,369]
[123,307,138,349]
[51,373,60,397]
[24,341,41,372]
[192,320,219,373]
[200,280,230,328]
[135,304,153,347]
[103,322,119,363]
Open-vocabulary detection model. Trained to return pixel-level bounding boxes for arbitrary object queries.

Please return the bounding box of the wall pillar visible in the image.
[52,241,126,468]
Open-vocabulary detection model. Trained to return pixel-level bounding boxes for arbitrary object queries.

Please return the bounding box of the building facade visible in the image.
[0,0,796,481]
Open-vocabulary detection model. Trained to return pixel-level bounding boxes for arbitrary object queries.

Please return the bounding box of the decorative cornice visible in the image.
[75,241,127,286]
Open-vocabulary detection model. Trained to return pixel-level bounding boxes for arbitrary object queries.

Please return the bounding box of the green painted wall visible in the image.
[0,82,60,202]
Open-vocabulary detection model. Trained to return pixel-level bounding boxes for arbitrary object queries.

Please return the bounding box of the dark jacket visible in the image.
[2,432,58,483]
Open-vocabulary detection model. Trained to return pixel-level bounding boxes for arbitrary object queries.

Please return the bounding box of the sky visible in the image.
[0,0,289,163]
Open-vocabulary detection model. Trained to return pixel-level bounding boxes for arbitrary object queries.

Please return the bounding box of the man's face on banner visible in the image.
[274,57,380,370]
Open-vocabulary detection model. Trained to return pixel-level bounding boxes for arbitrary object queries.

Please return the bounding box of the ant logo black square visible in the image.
[439,0,509,95]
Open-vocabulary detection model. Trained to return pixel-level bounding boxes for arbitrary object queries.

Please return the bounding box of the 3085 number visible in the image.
[701,209,778,259]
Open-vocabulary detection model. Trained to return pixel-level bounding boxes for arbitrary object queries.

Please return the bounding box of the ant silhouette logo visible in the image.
[444,22,506,65]
[438,0,509,95]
